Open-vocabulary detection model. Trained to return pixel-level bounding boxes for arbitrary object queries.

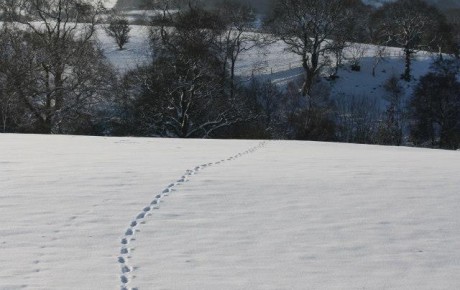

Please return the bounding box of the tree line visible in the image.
[0,0,459,149]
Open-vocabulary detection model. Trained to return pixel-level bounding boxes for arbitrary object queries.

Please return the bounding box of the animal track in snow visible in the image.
[117,141,267,290]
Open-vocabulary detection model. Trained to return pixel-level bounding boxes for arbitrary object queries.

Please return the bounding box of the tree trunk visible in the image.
[37,115,53,134]
[402,47,412,82]
[2,115,7,133]
[230,58,236,99]
[302,66,315,111]
[302,49,319,105]
[179,90,189,138]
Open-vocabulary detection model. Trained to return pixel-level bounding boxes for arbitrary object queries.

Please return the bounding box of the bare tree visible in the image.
[429,20,457,60]
[444,8,460,58]
[378,75,405,145]
[0,0,115,134]
[267,0,350,103]
[371,0,448,81]
[0,25,13,132]
[214,0,260,99]
[244,78,283,137]
[0,24,43,132]
[372,45,388,77]
[347,43,368,71]
[329,0,372,78]
[336,94,382,144]
[105,12,131,50]
[136,2,249,138]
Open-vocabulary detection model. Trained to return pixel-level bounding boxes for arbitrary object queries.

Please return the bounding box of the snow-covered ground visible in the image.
[96,25,152,73]
[1,134,460,289]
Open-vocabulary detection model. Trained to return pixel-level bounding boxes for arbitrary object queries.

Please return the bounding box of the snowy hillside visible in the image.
[1,134,459,289]
[97,26,437,103]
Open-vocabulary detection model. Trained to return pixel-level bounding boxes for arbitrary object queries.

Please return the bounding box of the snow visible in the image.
[101,0,118,8]
[1,134,460,289]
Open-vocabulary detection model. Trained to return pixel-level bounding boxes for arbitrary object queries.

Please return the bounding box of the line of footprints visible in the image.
[119,141,267,290]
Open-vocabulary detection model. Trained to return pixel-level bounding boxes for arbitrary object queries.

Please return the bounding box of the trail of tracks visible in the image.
[118,141,267,290]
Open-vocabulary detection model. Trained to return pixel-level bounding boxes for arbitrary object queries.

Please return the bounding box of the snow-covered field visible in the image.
[1,134,460,289]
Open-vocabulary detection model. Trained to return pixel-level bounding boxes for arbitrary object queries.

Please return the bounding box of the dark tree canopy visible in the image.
[410,60,460,149]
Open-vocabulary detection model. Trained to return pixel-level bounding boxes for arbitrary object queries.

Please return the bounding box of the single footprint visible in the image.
[121,265,131,273]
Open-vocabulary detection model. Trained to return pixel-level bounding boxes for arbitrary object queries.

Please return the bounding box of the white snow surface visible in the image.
[1,134,460,289]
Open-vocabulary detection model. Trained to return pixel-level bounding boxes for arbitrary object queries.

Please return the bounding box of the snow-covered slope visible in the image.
[1,134,459,289]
